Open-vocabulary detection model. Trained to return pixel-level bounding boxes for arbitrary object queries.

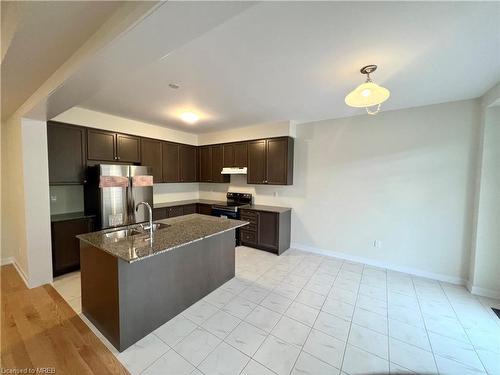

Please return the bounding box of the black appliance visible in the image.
[212,192,252,245]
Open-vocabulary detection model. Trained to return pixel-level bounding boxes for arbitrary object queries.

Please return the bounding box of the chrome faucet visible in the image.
[136,201,153,241]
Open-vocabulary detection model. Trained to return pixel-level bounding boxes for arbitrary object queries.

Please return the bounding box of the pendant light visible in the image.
[345,65,390,115]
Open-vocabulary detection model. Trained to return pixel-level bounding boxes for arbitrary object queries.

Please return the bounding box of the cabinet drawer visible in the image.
[241,212,258,225]
[244,223,257,232]
[240,230,257,244]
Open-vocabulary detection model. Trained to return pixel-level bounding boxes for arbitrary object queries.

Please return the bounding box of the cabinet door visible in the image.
[141,139,162,183]
[197,203,213,216]
[266,138,288,184]
[51,218,93,276]
[47,122,86,184]
[162,142,180,182]
[87,129,116,161]
[117,134,141,163]
[247,140,267,184]
[183,204,197,215]
[211,145,229,183]
[167,206,184,218]
[199,147,212,182]
[234,142,248,167]
[257,211,279,250]
[222,144,235,167]
[153,208,168,220]
[179,145,197,182]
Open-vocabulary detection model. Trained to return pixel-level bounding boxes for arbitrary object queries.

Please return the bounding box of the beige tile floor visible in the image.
[53,246,500,375]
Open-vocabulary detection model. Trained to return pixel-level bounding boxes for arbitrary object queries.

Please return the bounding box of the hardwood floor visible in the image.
[1,265,129,374]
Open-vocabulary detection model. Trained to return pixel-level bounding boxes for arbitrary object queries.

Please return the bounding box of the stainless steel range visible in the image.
[212,192,252,246]
[211,192,252,219]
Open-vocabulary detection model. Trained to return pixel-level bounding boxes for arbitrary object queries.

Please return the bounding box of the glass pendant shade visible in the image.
[345,81,390,108]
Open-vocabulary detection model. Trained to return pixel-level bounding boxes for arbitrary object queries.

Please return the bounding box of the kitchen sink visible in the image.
[104,222,170,240]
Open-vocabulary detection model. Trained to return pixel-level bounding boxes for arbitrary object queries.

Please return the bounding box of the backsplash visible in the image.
[153,183,200,203]
[198,174,292,206]
[49,185,84,214]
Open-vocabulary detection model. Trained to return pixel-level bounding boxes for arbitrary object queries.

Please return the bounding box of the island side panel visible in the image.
[117,230,235,351]
[80,241,121,349]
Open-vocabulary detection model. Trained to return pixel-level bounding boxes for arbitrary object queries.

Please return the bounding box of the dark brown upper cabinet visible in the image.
[247,137,293,185]
[87,129,140,163]
[199,145,229,183]
[199,146,212,182]
[162,142,180,182]
[47,122,86,184]
[117,134,141,163]
[223,142,247,168]
[179,145,197,182]
[141,138,162,183]
[247,140,267,184]
[87,129,115,162]
[211,145,229,183]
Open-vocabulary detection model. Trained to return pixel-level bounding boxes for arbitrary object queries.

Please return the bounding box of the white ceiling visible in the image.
[78,1,500,133]
[54,2,500,132]
[1,1,122,120]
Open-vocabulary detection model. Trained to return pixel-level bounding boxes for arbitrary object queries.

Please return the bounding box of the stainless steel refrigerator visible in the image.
[84,164,153,229]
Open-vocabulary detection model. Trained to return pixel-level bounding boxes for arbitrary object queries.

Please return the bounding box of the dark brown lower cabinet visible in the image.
[197,203,213,216]
[153,208,168,220]
[51,217,94,276]
[153,204,198,220]
[239,208,291,255]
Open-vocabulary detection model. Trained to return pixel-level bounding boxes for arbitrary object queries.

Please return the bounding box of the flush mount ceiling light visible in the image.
[180,112,199,124]
[345,65,390,115]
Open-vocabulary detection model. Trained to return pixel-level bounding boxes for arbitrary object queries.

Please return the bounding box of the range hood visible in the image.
[221,167,247,175]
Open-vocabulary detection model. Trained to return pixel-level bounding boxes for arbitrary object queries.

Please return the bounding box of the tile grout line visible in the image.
[438,281,490,374]
[411,276,440,374]
[239,252,316,375]
[337,262,365,374]
[285,257,344,375]
[385,266,391,369]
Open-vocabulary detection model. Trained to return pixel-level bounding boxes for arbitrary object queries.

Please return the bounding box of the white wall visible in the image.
[469,106,500,297]
[1,115,28,272]
[201,99,482,283]
[198,121,292,145]
[21,119,53,287]
[1,117,53,287]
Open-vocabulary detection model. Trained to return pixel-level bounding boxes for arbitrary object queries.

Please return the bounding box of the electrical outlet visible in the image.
[373,240,382,248]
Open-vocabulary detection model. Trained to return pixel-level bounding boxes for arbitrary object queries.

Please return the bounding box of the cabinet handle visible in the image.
[117,156,121,160]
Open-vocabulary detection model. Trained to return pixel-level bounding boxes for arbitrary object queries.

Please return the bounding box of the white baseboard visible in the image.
[291,242,467,286]
[1,257,14,266]
[11,259,30,289]
[466,283,500,299]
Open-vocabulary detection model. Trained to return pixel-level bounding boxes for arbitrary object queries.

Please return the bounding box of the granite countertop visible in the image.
[154,199,226,209]
[154,199,291,213]
[242,205,292,213]
[77,214,248,263]
[51,211,96,222]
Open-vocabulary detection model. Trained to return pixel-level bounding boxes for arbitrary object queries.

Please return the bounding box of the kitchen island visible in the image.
[77,214,248,351]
